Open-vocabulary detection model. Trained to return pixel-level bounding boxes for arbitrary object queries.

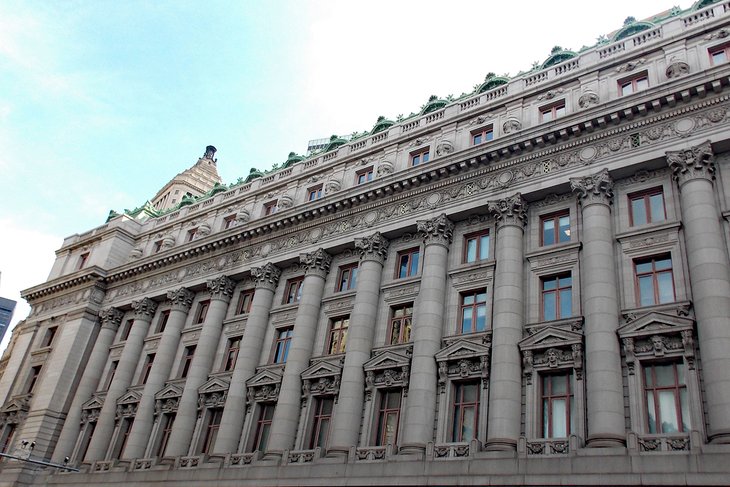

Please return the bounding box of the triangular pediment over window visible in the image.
[247,368,283,388]
[81,394,104,411]
[116,389,142,406]
[198,376,230,395]
[364,350,410,372]
[302,360,342,381]
[435,339,491,362]
[519,326,582,352]
[618,311,694,339]
[155,383,183,400]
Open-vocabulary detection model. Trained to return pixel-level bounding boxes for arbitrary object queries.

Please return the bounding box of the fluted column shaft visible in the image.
[570,169,625,447]
[165,276,235,457]
[329,233,389,455]
[486,194,527,451]
[401,215,453,453]
[266,249,332,455]
[668,141,730,442]
[85,298,158,461]
[123,288,194,459]
[214,264,281,454]
[52,308,123,463]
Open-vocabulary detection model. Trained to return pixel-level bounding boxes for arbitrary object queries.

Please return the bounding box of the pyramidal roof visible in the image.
[150,146,223,212]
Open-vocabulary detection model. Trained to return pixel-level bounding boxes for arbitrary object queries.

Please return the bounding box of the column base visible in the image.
[325,446,350,459]
[586,433,626,448]
[398,443,426,456]
[261,450,284,461]
[485,438,517,451]
[708,429,730,444]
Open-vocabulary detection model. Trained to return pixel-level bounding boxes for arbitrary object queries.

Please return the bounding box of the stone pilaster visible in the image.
[329,233,389,456]
[52,307,123,463]
[266,249,331,456]
[667,141,730,443]
[570,169,625,447]
[124,288,195,459]
[214,263,281,454]
[85,299,157,461]
[401,215,453,454]
[165,276,235,457]
[486,194,527,451]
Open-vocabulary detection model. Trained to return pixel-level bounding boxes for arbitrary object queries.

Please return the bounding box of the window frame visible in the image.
[199,408,223,454]
[643,361,690,434]
[252,403,275,452]
[541,371,574,438]
[120,319,134,341]
[223,214,237,230]
[451,381,480,442]
[618,71,649,96]
[307,184,324,201]
[463,230,490,263]
[628,187,666,227]
[540,211,571,246]
[336,263,358,292]
[410,147,430,167]
[104,360,119,390]
[179,345,196,378]
[152,240,164,254]
[155,412,176,457]
[459,289,488,334]
[77,252,90,270]
[374,389,402,446]
[634,254,675,307]
[388,303,413,345]
[471,125,494,146]
[186,228,198,242]
[40,326,57,348]
[222,336,242,372]
[235,289,255,315]
[138,353,155,385]
[194,300,210,324]
[709,42,730,65]
[356,166,374,185]
[395,247,420,279]
[25,365,42,393]
[283,277,304,304]
[540,273,573,321]
[155,310,170,334]
[539,100,566,122]
[272,327,294,364]
[326,316,350,355]
[309,396,334,449]
[263,200,278,216]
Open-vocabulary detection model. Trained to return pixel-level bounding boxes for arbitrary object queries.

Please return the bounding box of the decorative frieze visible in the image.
[167,287,195,311]
[131,297,158,319]
[666,140,715,186]
[487,193,527,229]
[417,214,454,247]
[355,232,390,264]
[570,168,614,206]
[252,263,281,290]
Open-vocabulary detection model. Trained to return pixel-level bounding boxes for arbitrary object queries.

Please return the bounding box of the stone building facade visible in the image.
[2,2,730,485]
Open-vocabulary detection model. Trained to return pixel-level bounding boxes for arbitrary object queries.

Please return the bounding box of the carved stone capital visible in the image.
[487,193,528,230]
[355,232,390,264]
[252,263,281,291]
[131,297,158,320]
[167,287,195,312]
[666,140,715,187]
[207,275,236,302]
[417,213,454,248]
[300,248,332,278]
[570,168,614,207]
[99,307,124,331]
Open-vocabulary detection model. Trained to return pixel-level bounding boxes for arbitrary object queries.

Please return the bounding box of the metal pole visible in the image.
[0,452,80,472]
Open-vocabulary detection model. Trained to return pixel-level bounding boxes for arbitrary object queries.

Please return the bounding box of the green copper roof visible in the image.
[282,152,305,168]
[323,135,348,152]
[612,20,655,41]
[477,75,509,94]
[371,116,395,134]
[541,48,578,70]
[244,167,264,183]
[421,95,448,115]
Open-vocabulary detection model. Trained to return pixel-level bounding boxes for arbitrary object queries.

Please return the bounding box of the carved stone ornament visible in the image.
[197,222,212,237]
[502,117,522,134]
[99,307,125,330]
[666,140,715,185]
[616,58,646,73]
[325,179,342,194]
[207,275,236,301]
[376,160,394,177]
[251,262,281,290]
[131,297,158,319]
[487,193,528,229]
[167,287,195,311]
[538,88,564,101]
[570,168,614,206]
[435,140,454,157]
[300,248,332,277]
[355,232,390,264]
[129,246,144,260]
[236,208,251,224]
[704,28,730,40]
[417,213,454,247]
[578,91,599,109]
[278,194,294,209]
[666,61,690,79]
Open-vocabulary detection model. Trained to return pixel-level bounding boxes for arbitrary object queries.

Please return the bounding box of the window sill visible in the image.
[615,220,681,240]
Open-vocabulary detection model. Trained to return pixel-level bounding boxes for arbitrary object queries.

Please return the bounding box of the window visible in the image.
[396,248,420,279]
[309,397,334,449]
[541,212,570,246]
[460,290,488,333]
[139,353,155,385]
[186,228,198,242]
[710,43,730,65]
[336,264,358,292]
[200,409,222,454]
[629,188,666,226]
[223,336,242,371]
[541,274,572,321]
[195,300,210,324]
[375,390,402,446]
[223,214,237,229]
[308,185,323,201]
[388,304,413,345]
[273,327,293,364]
[635,255,675,307]
[40,326,57,348]
[464,230,489,263]
[327,316,349,355]
[26,365,42,393]
[542,372,574,438]
[152,240,164,253]
[77,252,90,270]
[114,418,134,459]
[410,148,430,166]
[263,200,278,216]
[120,319,134,341]
[180,345,196,378]
[619,73,649,96]
[284,278,304,304]
[156,310,170,334]
[253,404,275,452]
[235,289,254,315]
[539,101,566,122]
[156,413,176,457]
[451,382,480,442]
[644,362,690,434]
[1,424,16,453]
[104,361,119,390]
[356,167,374,185]
[471,126,494,145]
[77,422,95,461]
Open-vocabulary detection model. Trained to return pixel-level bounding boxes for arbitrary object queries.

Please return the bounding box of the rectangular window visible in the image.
[541,274,572,321]
[223,336,242,371]
[200,409,222,454]
[156,413,176,457]
[410,148,430,166]
[273,327,293,363]
[635,255,675,307]
[471,126,494,145]
[263,200,278,216]
[26,365,42,393]
[104,361,118,390]
[195,300,210,324]
[308,185,323,201]
[139,353,155,385]
[235,289,255,315]
[223,214,237,229]
[284,278,304,304]
[451,382,479,442]
[327,316,349,355]
[539,101,566,122]
[644,362,690,434]
[41,326,57,348]
[396,248,420,279]
[253,404,275,452]
[186,228,198,242]
[1,424,16,453]
[388,304,413,345]
[156,310,170,334]
[336,264,358,292]
[77,422,95,461]
[619,73,649,96]
[710,43,730,65]
[464,230,490,263]
[460,290,488,333]
[542,372,574,438]
[375,390,402,446]
[153,240,164,254]
[356,167,374,185]
[309,397,334,449]
[113,417,134,459]
[629,188,666,226]
[180,345,196,378]
[541,212,570,246]
[120,319,134,341]
[77,252,90,270]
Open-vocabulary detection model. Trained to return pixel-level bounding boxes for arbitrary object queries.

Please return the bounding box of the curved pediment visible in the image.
[364,350,410,372]
[435,339,491,362]
[618,311,694,338]
[519,326,582,351]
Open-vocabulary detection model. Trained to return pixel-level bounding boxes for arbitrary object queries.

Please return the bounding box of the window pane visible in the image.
[473,134,481,145]
[543,219,555,245]
[713,50,727,64]
[317,418,330,448]
[636,261,653,273]
[466,239,477,262]
[350,268,358,288]
[646,392,657,433]
[632,198,647,225]
[463,383,477,402]
[485,131,493,141]
[462,308,473,334]
[542,110,553,122]
[463,294,475,305]
[658,390,679,433]
[461,407,476,441]
[555,106,565,117]
[654,364,674,387]
[410,252,419,276]
[543,293,556,321]
[638,276,655,306]
[649,194,665,221]
[399,255,409,278]
[559,289,572,318]
[551,375,567,395]
[657,272,674,303]
[558,216,570,242]
[543,278,557,291]
[644,366,654,386]
[476,304,487,332]
[680,388,690,431]
[636,77,649,91]
[384,413,397,445]
[479,235,489,260]
[423,152,429,163]
[552,399,567,437]
[543,399,550,438]
[655,258,672,271]
[622,83,632,96]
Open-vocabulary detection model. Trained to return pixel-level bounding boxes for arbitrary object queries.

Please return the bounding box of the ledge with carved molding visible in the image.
[519,321,584,384]
[518,435,579,457]
[430,439,481,460]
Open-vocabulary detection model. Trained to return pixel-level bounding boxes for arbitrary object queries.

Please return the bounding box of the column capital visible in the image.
[300,248,332,278]
[666,140,715,186]
[488,193,528,230]
[417,213,454,248]
[131,297,158,320]
[167,287,195,312]
[355,232,390,264]
[207,275,236,302]
[570,169,614,207]
[98,307,124,330]
[252,263,281,291]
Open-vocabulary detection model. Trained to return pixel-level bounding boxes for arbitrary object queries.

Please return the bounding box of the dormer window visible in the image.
[356,167,373,185]
[308,185,323,201]
[77,252,90,270]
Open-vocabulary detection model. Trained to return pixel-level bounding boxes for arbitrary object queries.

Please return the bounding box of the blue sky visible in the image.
[0,0,682,350]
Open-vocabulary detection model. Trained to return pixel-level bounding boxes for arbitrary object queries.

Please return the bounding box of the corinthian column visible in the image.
[123,287,195,459]
[485,194,527,451]
[266,249,332,456]
[165,276,236,457]
[570,169,625,447]
[328,233,389,456]
[667,141,730,443]
[401,214,454,454]
[85,298,158,461]
[214,263,281,454]
[52,307,124,463]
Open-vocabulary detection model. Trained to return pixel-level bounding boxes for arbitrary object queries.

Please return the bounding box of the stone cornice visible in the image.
[21,267,107,303]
